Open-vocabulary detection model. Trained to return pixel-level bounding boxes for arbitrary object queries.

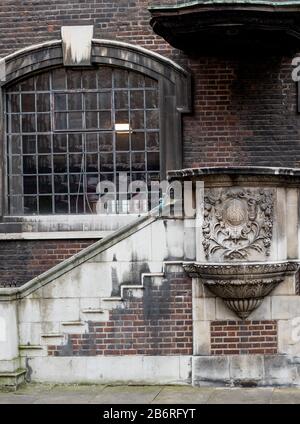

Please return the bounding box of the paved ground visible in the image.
[1,384,300,404]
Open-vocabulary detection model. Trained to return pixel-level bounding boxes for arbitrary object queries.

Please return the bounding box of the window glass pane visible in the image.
[115,110,129,124]
[9,176,22,196]
[67,70,81,89]
[11,156,22,174]
[36,73,50,91]
[114,69,128,88]
[86,134,98,152]
[116,133,129,151]
[86,154,98,172]
[99,92,111,109]
[10,115,20,133]
[68,112,82,129]
[132,132,145,151]
[54,94,67,111]
[54,175,68,194]
[116,153,130,171]
[115,91,128,109]
[147,152,160,171]
[100,153,114,172]
[52,69,66,90]
[24,176,37,194]
[70,195,84,213]
[69,154,83,173]
[132,173,146,182]
[68,93,82,110]
[144,76,156,88]
[82,69,97,89]
[55,112,67,130]
[99,112,112,129]
[147,132,159,151]
[37,93,50,112]
[10,197,23,217]
[55,195,69,213]
[98,67,112,88]
[22,114,36,132]
[53,155,67,173]
[9,94,20,113]
[100,173,114,183]
[87,194,99,213]
[23,156,36,174]
[39,175,52,194]
[99,133,113,151]
[10,135,21,154]
[145,90,158,109]
[85,93,97,110]
[131,110,144,129]
[37,135,51,154]
[132,152,145,171]
[69,134,83,152]
[130,91,144,109]
[38,155,52,174]
[20,77,34,91]
[129,72,144,88]
[39,196,53,214]
[37,114,51,132]
[146,110,159,129]
[53,134,67,153]
[69,174,83,193]
[86,174,99,192]
[23,135,36,154]
[24,196,37,214]
[86,112,98,129]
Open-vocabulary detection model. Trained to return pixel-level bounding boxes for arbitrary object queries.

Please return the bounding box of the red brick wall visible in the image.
[0,1,299,168]
[0,0,174,57]
[211,320,278,355]
[48,273,193,356]
[0,239,97,287]
[183,57,300,168]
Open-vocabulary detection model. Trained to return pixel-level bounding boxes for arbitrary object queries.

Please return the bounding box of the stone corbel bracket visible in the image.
[183,261,299,319]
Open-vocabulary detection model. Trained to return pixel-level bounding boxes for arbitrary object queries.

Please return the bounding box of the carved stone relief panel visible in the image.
[202,188,274,260]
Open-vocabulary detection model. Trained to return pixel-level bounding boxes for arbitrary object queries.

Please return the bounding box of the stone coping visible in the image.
[168,166,300,180]
[149,1,300,12]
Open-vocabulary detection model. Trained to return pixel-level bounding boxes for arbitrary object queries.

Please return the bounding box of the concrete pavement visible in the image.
[1,384,300,404]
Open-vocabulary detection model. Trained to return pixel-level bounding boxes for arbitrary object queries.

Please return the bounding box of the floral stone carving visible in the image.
[202,188,274,260]
[184,262,299,319]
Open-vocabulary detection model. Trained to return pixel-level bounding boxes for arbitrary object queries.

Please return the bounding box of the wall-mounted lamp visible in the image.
[115,123,132,134]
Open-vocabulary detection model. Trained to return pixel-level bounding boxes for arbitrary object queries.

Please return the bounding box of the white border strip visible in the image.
[0,231,112,240]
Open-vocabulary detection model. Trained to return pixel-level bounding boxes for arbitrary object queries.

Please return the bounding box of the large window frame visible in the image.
[5,66,160,215]
[0,39,191,233]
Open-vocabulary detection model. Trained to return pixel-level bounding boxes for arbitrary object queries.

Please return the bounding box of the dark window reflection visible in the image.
[7,67,160,215]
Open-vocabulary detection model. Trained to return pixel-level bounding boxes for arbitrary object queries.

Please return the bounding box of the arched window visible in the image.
[6,66,160,215]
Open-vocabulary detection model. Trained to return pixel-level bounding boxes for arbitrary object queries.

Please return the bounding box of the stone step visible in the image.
[102,272,165,306]
[80,308,108,322]
[60,321,87,334]
[19,345,46,357]
[40,333,65,346]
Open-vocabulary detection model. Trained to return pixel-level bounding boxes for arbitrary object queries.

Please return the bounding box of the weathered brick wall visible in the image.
[183,56,300,168]
[0,239,97,287]
[211,320,278,355]
[48,273,193,356]
[0,0,175,57]
[0,1,299,168]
